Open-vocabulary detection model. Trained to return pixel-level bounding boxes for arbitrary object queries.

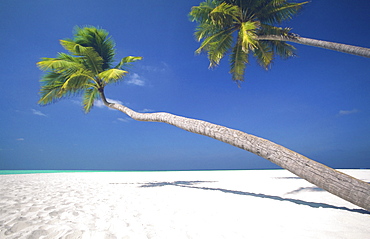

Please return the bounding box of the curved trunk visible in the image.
[257,35,370,58]
[100,94,370,211]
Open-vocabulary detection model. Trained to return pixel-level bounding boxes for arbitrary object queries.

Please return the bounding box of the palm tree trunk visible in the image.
[100,93,370,211]
[257,35,370,58]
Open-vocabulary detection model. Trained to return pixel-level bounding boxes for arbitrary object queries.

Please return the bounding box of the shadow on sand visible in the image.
[139,181,369,215]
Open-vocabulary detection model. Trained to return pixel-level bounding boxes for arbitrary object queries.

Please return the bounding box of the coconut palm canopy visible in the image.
[37,27,142,113]
[189,0,370,83]
[189,0,307,82]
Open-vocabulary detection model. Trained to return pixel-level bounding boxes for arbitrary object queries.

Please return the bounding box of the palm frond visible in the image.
[98,68,128,84]
[259,25,292,37]
[83,87,100,113]
[37,57,70,71]
[207,28,234,67]
[38,87,64,105]
[253,41,274,69]
[73,26,116,70]
[257,0,308,25]
[194,21,223,42]
[229,39,249,82]
[189,0,222,24]
[209,2,240,27]
[258,25,296,59]
[115,56,143,70]
[38,72,85,105]
[37,53,83,74]
[60,39,90,55]
[60,40,104,74]
[270,40,296,59]
[61,69,95,91]
[196,26,236,54]
[38,72,65,105]
[239,21,259,52]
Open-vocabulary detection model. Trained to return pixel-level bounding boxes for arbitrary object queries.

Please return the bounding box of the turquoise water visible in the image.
[0,169,259,175]
[0,170,124,175]
[0,170,209,175]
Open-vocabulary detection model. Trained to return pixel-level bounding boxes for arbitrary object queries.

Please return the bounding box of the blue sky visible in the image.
[1,0,369,170]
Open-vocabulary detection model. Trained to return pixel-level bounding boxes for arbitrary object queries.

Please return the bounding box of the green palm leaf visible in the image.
[61,70,95,91]
[207,29,234,67]
[60,40,104,74]
[253,41,274,69]
[230,40,249,83]
[264,1,308,24]
[209,2,240,26]
[239,21,258,51]
[189,0,221,24]
[60,39,90,55]
[115,56,143,70]
[196,26,235,54]
[37,53,83,73]
[73,26,116,70]
[83,87,100,113]
[194,22,222,43]
[98,68,128,84]
[258,25,292,37]
[270,40,296,59]
[38,72,65,105]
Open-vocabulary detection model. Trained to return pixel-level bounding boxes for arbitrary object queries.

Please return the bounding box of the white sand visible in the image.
[0,169,369,239]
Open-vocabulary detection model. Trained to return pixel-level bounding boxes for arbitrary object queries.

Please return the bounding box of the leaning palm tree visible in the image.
[189,0,370,83]
[37,26,370,211]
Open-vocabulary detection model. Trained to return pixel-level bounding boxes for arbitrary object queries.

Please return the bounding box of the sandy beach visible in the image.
[0,169,369,239]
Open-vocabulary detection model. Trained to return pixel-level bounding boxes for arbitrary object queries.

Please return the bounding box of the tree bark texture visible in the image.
[101,96,370,211]
[257,35,370,58]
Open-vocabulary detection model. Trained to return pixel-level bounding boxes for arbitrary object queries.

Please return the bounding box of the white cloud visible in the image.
[32,109,47,117]
[140,62,169,73]
[117,117,132,123]
[339,109,359,116]
[107,98,123,105]
[95,98,123,109]
[140,108,154,113]
[125,73,145,86]
[16,138,25,141]
[94,100,105,108]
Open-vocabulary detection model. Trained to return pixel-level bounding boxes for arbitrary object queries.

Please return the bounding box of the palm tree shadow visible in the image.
[286,186,325,194]
[139,181,369,215]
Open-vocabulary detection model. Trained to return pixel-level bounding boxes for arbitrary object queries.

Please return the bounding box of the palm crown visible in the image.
[37,26,142,112]
[189,0,307,83]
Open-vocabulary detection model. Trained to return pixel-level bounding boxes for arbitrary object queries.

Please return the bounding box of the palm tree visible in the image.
[37,26,370,211]
[37,26,142,113]
[189,0,370,83]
